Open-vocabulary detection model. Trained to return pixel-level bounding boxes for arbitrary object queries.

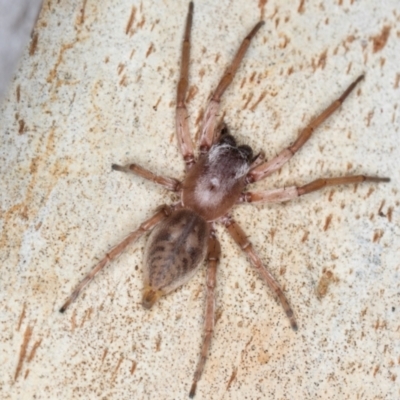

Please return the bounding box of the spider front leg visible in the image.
[176,2,195,169]
[59,205,174,312]
[222,216,298,331]
[199,21,264,153]
[112,163,181,191]
[189,227,221,398]
[239,175,390,204]
[247,75,365,183]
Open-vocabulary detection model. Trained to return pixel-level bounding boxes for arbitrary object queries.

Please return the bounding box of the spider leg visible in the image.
[213,120,229,144]
[222,216,298,331]
[247,75,365,183]
[199,21,264,154]
[59,205,173,312]
[239,175,390,204]
[189,227,221,398]
[112,163,181,191]
[176,2,195,170]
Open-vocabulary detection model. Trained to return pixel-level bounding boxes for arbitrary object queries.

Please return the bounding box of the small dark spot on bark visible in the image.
[371,26,391,53]
[18,119,25,134]
[323,214,332,231]
[298,0,305,13]
[126,6,136,35]
[29,33,39,56]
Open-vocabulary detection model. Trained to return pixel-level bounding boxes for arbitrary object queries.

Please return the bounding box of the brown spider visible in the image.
[60,2,389,397]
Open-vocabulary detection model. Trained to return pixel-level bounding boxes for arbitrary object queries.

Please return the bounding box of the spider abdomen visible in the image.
[142,209,209,308]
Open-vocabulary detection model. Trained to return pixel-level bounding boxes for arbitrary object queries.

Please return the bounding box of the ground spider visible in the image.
[60,2,389,397]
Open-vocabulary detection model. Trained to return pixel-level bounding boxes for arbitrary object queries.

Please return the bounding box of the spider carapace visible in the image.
[60,2,389,397]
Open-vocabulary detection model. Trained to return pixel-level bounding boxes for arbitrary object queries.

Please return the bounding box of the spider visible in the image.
[60,2,389,397]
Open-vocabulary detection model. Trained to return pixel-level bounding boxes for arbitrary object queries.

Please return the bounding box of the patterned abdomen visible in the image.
[142,209,209,308]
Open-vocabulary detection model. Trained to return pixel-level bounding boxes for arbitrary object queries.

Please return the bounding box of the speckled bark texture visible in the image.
[0,1,399,399]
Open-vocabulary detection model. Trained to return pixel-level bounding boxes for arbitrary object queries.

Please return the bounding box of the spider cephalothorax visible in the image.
[60,2,389,397]
[182,131,254,221]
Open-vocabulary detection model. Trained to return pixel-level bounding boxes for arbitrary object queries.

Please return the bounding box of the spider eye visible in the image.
[219,134,236,147]
[238,145,253,162]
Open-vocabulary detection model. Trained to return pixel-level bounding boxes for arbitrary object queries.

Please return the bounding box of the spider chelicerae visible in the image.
[60,2,389,397]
